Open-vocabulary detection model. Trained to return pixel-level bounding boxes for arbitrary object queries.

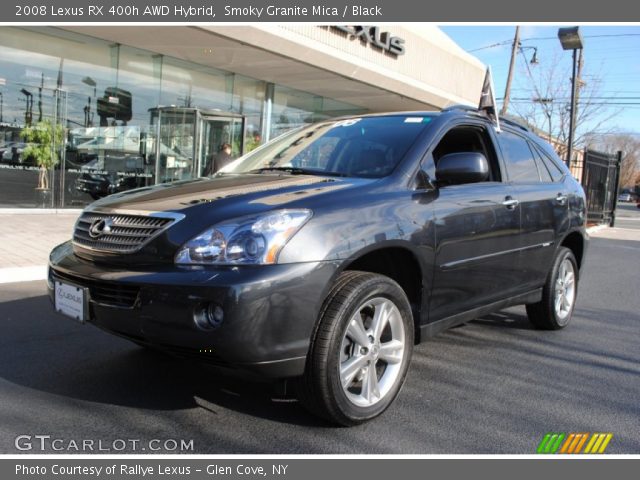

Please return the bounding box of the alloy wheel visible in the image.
[554,258,576,324]
[338,297,406,407]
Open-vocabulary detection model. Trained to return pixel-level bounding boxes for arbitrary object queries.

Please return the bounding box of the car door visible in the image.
[495,130,569,291]
[426,122,523,322]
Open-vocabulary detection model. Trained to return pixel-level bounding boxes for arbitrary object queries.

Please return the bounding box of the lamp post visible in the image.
[82,76,97,127]
[20,88,33,126]
[558,26,584,168]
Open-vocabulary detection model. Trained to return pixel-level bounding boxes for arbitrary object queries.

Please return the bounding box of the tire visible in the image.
[297,271,414,426]
[526,247,579,330]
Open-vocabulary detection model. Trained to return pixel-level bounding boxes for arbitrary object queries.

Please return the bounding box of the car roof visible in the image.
[341,106,532,134]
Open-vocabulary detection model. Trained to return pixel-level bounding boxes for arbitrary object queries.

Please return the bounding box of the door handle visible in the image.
[502,197,519,209]
[556,193,568,205]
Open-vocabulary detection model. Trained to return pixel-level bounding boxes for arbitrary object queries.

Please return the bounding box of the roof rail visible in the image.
[441,105,531,133]
[499,116,530,132]
[441,104,478,113]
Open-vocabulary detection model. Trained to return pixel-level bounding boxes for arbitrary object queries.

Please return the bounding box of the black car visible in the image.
[49,108,588,425]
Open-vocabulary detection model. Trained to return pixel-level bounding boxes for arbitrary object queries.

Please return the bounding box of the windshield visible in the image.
[219,115,433,178]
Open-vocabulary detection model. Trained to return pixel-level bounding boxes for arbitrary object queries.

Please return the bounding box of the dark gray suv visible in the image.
[49,107,588,425]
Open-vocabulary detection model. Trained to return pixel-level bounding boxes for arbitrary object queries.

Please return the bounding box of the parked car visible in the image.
[618,192,632,202]
[74,154,149,199]
[0,142,35,164]
[49,108,588,425]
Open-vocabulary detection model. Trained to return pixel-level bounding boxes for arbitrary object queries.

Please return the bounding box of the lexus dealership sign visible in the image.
[329,25,406,56]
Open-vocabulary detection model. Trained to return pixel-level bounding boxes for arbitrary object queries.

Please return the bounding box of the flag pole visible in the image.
[489,66,501,132]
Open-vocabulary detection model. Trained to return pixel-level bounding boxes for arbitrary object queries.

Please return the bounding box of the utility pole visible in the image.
[574,49,584,116]
[500,26,520,116]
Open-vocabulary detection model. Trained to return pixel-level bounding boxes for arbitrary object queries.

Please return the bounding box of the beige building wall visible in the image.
[65,25,486,113]
[274,25,486,107]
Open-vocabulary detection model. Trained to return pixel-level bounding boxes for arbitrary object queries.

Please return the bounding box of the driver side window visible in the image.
[431,125,502,182]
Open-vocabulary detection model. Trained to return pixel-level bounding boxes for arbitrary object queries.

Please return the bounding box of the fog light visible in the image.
[193,303,224,330]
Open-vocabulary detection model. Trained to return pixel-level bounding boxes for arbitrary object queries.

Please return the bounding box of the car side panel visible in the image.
[428,182,523,321]
[511,181,570,290]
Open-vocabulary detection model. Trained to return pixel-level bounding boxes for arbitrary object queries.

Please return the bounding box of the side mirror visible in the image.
[436,152,489,185]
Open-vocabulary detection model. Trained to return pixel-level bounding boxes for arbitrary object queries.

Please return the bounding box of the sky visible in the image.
[441,25,640,136]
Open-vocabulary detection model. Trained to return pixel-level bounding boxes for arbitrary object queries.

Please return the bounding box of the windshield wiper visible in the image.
[246,167,347,177]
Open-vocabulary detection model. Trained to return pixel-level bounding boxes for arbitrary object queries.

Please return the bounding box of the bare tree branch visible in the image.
[507,51,622,160]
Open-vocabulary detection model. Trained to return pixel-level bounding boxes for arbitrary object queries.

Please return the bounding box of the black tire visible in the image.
[297,271,414,426]
[526,247,579,330]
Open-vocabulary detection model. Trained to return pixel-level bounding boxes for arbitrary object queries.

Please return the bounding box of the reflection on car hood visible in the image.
[88,174,369,213]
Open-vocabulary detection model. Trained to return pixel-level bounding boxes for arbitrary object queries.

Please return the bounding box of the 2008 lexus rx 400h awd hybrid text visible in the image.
[49,108,588,425]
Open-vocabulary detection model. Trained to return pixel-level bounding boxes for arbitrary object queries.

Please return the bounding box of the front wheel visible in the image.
[526,247,579,330]
[297,271,414,426]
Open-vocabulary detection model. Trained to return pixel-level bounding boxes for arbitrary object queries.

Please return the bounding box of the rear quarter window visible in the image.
[497,130,541,182]
[531,143,565,182]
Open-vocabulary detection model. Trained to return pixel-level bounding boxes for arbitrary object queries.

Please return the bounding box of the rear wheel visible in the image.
[298,271,414,426]
[526,247,578,330]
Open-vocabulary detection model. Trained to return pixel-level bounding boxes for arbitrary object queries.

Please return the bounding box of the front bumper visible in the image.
[48,241,339,378]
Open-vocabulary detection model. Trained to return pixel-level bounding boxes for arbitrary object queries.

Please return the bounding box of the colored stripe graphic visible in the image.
[536,434,552,454]
[537,433,566,453]
[559,433,575,454]
[584,433,613,454]
[549,433,565,453]
[538,432,613,454]
[574,433,589,453]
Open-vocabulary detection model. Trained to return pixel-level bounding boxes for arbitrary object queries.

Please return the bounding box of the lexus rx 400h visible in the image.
[49,108,588,425]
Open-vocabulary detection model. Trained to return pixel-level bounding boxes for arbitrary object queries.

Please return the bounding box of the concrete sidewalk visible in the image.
[0,213,78,283]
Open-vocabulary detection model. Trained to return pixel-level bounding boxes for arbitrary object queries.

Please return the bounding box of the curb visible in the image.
[586,224,607,235]
[0,266,48,284]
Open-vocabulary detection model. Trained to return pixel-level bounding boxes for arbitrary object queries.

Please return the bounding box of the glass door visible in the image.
[151,108,197,184]
[198,114,244,176]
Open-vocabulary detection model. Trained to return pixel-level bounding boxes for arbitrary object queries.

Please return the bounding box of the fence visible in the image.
[581,149,622,226]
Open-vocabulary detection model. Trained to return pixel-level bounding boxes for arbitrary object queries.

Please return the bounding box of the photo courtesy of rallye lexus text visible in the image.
[48,106,588,426]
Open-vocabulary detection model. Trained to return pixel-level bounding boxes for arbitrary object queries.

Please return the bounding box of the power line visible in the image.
[508,97,640,101]
[467,33,640,52]
[508,100,640,106]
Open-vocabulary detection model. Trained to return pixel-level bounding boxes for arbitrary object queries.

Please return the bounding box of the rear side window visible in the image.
[531,143,565,182]
[529,143,553,182]
[497,131,540,182]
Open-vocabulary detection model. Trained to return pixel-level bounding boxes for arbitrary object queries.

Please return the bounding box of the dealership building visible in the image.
[0,25,485,208]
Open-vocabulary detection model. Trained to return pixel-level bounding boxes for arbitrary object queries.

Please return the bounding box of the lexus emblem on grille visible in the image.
[88,218,113,238]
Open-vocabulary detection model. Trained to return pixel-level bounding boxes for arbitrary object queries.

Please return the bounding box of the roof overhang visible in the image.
[62,25,486,112]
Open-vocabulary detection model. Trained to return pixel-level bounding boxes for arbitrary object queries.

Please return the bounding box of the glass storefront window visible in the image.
[0,27,366,208]
[271,85,366,140]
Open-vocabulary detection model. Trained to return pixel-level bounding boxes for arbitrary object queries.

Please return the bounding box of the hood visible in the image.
[74,173,376,264]
[89,174,362,214]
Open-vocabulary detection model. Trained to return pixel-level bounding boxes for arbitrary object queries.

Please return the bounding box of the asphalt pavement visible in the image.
[614,201,640,229]
[0,210,638,454]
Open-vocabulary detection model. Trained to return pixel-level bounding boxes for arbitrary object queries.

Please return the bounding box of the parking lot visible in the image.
[0,207,639,454]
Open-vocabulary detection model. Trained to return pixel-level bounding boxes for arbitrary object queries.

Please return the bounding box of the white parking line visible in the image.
[0,266,47,284]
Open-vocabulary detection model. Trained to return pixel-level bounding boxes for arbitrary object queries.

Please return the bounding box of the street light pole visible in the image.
[558,27,584,168]
[566,48,579,168]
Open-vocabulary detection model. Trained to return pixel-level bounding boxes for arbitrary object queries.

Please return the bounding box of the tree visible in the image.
[588,134,640,188]
[510,52,620,161]
[21,120,64,190]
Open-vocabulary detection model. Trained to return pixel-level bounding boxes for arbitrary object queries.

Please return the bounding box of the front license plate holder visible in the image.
[54,280,89,324]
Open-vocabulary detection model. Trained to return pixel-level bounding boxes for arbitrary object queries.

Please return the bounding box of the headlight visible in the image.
[175,209,312,265]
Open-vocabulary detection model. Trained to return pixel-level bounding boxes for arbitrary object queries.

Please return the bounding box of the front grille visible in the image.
[73,212,175,254]
[51,268,140,309]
